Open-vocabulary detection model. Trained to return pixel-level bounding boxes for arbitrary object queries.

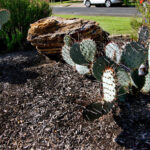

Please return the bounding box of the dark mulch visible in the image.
[0,50,150,150]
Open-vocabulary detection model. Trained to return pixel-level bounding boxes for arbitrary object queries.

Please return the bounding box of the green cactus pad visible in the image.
[80,39,96,62]
[118,87,127,102]
[92,56,114,81]
[83,102,114,121]
[75,64,89,75]
[70,43,88,65]
[148,44,150,69]
[116,68,131,88]
[121,42,147,69]
[131,69,145,90]
[141,72,150,93]
[102,68,116,102]
[138,26,149,43]
[105,42,122,64]
[64,35,73,47]
[0,9,10,30]
[62,45,75,66]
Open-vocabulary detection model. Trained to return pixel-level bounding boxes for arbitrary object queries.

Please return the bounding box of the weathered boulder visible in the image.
[27,16,109,55]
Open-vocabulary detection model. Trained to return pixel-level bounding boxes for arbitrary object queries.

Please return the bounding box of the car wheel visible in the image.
[85,0,91,8]
[105,0,111,7]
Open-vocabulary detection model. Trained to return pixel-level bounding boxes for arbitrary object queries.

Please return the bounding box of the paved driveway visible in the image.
[53,7,139,17]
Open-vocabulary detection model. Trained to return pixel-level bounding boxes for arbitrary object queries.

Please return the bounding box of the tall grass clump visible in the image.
[0,0,52,52]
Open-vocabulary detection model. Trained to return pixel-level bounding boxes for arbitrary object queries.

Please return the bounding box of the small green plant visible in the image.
[0,0,52,52]
[62,25,150,119]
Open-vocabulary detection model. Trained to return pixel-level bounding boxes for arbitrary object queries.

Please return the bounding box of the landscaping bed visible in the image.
[0,40,150,149]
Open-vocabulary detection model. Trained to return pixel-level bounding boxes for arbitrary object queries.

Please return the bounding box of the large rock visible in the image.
[27,16,109,55]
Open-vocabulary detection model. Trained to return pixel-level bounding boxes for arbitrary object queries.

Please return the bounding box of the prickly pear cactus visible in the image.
[141,72,150,93]
[92,56,114,81]
[102,68,116,102]
[116,68,131,88]
[121,42,147,69]
[70,43,88,65]
[131,69,145,90]
[62,45,75,66]
[105,42,122,64]
[118,87,128,102]
[148,44,150,69]
[64,35,73,47]
[75,64,90,75]
[80,39,96,62]
[138,26,149,43]
[0,9,10,30]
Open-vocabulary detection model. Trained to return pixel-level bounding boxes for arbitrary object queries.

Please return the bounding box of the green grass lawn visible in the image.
[55,14,138,35]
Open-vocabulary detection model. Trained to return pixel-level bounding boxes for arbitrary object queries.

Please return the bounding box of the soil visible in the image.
[0,44,150,149]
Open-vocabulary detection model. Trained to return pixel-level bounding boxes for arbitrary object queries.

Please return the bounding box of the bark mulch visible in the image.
[0,50,150,150]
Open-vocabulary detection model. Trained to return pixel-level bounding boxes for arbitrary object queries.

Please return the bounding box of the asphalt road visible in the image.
[53,7,139,17]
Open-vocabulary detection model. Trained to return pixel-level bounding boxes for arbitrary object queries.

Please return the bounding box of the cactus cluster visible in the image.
[62,25,150,119]
[62,35,96,75]
[0,9,10,30]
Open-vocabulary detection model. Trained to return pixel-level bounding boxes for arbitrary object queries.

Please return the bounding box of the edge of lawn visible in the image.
[54,14,137,36]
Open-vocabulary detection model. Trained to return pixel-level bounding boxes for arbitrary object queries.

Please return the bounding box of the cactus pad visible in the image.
[80,39,96,62]
[70,43,88,65]
[141,72,150,93]
[131,69,145,90]
[76,64,89,75]
[83,102,114,121]
[148,44,150,69]
[64,35,73,47]
[62,45,75,66]
[118,87,127,102]
[116,68,131,88]
[121,42,147,69]
[92,56,114,81]
[105,42,122,64]
[138,26,149,43]
[0,9,10,30]
[102,68,116,102]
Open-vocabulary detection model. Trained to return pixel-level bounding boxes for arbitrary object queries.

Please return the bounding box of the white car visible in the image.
[84,0,123,7]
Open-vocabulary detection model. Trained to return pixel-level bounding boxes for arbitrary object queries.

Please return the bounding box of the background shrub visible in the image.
[130,0,150,39]
[0,0,52,52]
[136,0,150,24]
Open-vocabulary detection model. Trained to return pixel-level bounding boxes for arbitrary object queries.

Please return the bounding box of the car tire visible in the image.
[105,0,111,7]
[85,0,91,8]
